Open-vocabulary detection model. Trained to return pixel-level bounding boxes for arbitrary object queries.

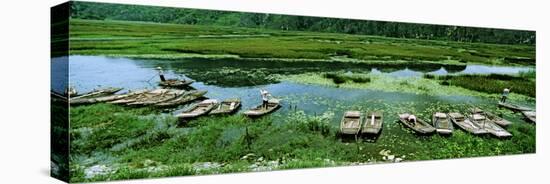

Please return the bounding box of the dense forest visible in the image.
[70,1,535,45]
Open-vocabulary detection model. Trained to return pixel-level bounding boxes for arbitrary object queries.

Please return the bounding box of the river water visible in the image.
[53,55,534,124]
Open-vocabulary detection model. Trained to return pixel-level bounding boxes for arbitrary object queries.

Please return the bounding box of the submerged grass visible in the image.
[69,102,535,182]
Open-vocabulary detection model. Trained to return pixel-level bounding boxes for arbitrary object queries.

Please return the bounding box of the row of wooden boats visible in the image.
[340,107,515,138]
[340,111,383,136]
[498,102,536,123]
[175,98,281,119]
[70,88,208,107]
[397,108,512,137]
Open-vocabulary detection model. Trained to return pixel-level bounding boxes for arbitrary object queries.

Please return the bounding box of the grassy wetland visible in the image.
[60,2,536,183]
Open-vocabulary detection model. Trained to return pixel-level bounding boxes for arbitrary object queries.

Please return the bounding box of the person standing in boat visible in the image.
[260,89,271,109]
[500,87,510,103]
[156,67,166,82]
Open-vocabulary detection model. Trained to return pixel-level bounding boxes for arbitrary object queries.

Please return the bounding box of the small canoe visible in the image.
[159,79,193,88]
[155,90,207,107]
[469,113,512,138]
[243,99,281,117]
[498,102,533,112]
[361,111,383,134]
[398,113,436,134]
[70,89,148,105]
[71,87,123,100]
[522,111,536,123]
[126,89,185,106]
[176,99,218,118]
[448,112,488,135]
[433,112,453,134]
[209,98,241,115]
[340,111,362,135]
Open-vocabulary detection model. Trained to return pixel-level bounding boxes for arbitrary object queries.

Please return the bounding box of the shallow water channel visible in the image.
[56,55,533,125]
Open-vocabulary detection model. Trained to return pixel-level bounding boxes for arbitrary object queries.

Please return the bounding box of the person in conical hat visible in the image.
[156,66,166,81]
[260,89,271,109]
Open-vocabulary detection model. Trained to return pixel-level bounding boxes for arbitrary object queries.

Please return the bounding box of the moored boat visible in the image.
[469,113,512,138]
[340,111,362,135]
[155,90,208,107]
[209,98,241,115]
[448,112,488,135]
[432,112,453,134]
[361,111,383,134]
[71,87,123,100]
[176,99,218,118]
[522,111,536,123]
[498,102,533,112]
[471,107,512,127]
[126,89,185,106]
[398,113,436,134]
[70,89,148,105]
[109,89,168,104]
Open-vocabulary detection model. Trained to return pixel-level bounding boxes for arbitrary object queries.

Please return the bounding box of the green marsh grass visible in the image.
[69,103,535,182]
[69,19,535,66]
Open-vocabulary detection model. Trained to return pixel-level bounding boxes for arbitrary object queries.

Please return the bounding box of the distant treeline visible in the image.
[70,1,535,45]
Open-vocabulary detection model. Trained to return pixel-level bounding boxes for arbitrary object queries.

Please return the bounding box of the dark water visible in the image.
[59,55,533,124]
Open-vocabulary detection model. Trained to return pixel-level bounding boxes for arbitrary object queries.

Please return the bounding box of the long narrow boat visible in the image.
[448,112,488,135]
[471,107,512,127]
[398,113,436,134]
[498,102,533,111]
[209,98,241,115]
[469,113,512,138]
[340,111,362,135]
[521,111,536,123]
[243,99,281,117]
[484,111,512,127]
[109,89,169,104]
[159,79,194,88]
[70,89,148,105]
[361,111,383,134]
[126,89,185,106]
[155,90,207,107]
[432,112,453,134]
[71,87,123,100]
[176,99,218,118]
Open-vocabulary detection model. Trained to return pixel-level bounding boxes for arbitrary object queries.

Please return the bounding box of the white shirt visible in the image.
[261,90,270,101]
[503,88,510,96]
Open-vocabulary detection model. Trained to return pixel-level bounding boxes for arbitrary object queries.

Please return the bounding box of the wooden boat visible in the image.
[498,102,533,111]
[470,107,512,127]
[398,113,436,134]
[361,111,383,134]
[71,87,123,100]
[155,90,207,107]
[522,111,536,123]
[126,89,185,106]
[109,89,168,104]
[70,89,148,105]
[432,112,453,134]
[469,113,512,138]
[176,99,218,118]
[159,79,193,88]
[209,98,241,115]
[243,99,281,117]
[484,111,512,127]
[340,111,362,135]
[448,112,488,135]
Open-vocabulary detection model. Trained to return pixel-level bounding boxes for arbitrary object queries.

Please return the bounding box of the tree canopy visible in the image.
[70,1,535,45]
